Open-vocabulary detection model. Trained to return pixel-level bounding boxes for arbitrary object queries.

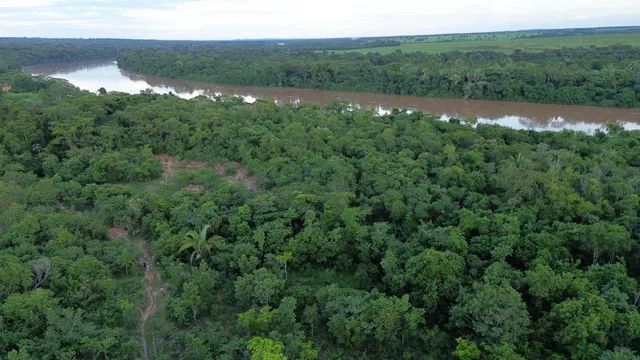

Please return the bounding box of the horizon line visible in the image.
[1,25,638,43]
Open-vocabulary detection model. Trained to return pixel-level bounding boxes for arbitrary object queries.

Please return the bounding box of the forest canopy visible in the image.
[1,45,640,359]
[117,45,640,108]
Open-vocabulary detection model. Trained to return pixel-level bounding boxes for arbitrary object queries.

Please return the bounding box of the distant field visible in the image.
[333,32,640,54]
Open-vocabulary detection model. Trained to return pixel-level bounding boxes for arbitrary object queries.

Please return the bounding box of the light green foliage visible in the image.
[238,306,276,335]
[453,338,481,360]
[298,341,319,360]
[247,337,287,360]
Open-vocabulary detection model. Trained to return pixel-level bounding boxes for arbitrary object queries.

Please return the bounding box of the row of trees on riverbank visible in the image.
[118,45,640,108]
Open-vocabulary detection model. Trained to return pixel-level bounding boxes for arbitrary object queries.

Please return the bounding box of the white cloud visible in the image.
[118,0,640,39]
[0,0,56,8]
[0,0,638,39]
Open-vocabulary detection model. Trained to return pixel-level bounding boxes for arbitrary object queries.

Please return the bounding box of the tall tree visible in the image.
[179,224,224,265]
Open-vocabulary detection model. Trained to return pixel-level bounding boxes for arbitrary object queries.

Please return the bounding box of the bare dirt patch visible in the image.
[184,160,208,169]
[186,184,205,192]
[155,154,259,191]
[156,154,179,180]
[107,227,129,238]
[214,162,259,191]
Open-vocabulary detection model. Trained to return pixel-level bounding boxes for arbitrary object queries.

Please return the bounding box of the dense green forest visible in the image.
[0,36,398,69]
[117,45,640,108]
[0,44,119,70]
[2,49,640,359]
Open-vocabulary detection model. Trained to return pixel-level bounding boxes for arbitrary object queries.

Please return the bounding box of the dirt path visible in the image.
[139,240,161,360]
[156,154,179,182]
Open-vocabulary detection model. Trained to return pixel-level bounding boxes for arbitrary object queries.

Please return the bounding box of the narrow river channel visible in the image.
[27,60,640,132]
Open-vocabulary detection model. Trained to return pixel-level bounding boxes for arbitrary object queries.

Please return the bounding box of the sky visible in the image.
[0,0,638,40]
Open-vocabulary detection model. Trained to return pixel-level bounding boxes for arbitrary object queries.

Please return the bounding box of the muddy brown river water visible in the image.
[27,60,640,132]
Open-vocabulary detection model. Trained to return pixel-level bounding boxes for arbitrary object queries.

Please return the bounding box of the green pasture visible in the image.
[334,32,640,54]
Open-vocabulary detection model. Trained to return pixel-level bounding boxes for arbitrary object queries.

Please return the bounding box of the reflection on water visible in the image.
[27,60,640,133]
[439,114,640,132]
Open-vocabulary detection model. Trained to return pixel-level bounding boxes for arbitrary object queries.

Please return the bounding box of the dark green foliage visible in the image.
[118,45,640,107]
[1,69,639,359]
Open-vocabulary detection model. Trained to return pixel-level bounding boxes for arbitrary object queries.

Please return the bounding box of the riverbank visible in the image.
[26,60,640,133]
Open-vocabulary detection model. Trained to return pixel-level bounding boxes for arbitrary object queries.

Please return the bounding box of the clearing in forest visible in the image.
[155,154,259,191]
[130,154,258,357]
[106,227,128,239]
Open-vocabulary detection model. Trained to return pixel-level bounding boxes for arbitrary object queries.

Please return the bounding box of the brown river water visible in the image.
[27,60,640,132]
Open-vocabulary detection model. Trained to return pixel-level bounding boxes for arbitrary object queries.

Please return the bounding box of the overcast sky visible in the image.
[0,0,638,40]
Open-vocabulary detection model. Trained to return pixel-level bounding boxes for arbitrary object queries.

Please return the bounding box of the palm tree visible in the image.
[179,225,222,264]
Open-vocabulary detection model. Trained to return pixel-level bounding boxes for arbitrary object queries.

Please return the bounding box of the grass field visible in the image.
[334,32,640,54]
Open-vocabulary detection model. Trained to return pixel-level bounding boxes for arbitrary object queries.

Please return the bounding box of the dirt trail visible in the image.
[135,155,257,358]
[139,240,161,360]
[156,154,180,182]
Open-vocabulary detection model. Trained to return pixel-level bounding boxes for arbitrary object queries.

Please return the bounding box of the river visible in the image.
[26,60,640,132]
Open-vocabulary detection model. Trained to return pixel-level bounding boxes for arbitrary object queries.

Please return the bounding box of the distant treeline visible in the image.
[0,37,398,63]
[118,46,640,108]
[386,26,640,43]
[0,39,402,76]
[0,44,119,70]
